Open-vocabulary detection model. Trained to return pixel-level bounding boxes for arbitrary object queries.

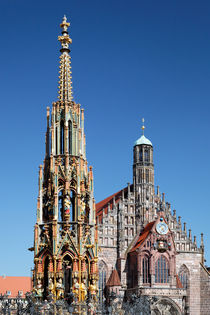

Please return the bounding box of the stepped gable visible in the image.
[106,269,121,287]
[96,187,128,220]
[130,221,155,252]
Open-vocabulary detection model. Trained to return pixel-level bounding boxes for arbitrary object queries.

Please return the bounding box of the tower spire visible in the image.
[58,15,73,102]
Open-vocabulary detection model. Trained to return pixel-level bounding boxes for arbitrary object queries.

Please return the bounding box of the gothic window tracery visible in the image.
[56,126,58,155]
[139,149,143,161]
[62,255,73,297]
[60,120,64,154]
[70,190,75,222]
[68,120,72,154]
[144,149,149,162]
[99,261,107,302]
[146,169,149,183]
[178,265,189,289]
[142,256,150,283]
[155,256,169,283]
[58,190,64,221]
[43,256,50,299]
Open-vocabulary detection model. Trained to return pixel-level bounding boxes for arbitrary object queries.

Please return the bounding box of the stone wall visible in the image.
[200,264,210,315]
[99,247,118,281]
[176,252,202,315]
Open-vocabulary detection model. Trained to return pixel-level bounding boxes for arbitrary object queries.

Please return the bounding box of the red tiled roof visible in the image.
[130,221,155,252]
[176,275,183,289]
[0,276,32,298]
[106,269,121,287]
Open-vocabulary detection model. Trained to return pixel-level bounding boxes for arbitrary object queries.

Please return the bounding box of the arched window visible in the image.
[70,190,75,222]
[56,126,58,155]
[139,149,143,161]
[146,169,149,183]
[142,256,150,283]
[62,255,73,297]
[60,120,64,154]
[99,261,107,302]
[58,190,64,222]
[155,256,169,283]
[43,256,49,299]
[144,149,149,162]
[68,120,72,154]
[179,265,189,289]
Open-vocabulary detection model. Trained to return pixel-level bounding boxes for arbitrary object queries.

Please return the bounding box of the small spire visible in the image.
[183,222,187,233]
[141,118,145,135]
[200,233,204,247]
[189,229,192,240]
[58,16,73,103]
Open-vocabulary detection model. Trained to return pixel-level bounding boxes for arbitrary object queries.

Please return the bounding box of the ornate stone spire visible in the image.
[58,15,73,102]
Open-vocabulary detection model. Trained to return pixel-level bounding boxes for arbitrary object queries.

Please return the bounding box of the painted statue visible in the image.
[72,278,79,299]
[80,279,87,301]
[48,277,54,293]
[56,278,64,299]
[89,279,98,296]
[34,279,43,297]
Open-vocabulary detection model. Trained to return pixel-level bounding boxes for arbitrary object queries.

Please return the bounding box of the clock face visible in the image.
[156,222,168,235]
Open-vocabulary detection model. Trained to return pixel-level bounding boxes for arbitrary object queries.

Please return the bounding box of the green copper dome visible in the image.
[134,135,152,146]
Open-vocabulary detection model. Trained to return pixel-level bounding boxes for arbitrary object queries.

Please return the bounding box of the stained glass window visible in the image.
[155,256,169,283]
[142,257,150,283]
[179,266,189,289]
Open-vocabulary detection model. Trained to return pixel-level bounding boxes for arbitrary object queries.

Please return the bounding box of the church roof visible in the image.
[96,186,133,222]
[0,276,32,298]
[130,221,155,252]
[106,269,121,287]
[134,135,152,146]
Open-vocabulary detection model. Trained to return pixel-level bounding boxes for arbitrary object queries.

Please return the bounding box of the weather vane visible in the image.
[141,118,145,135]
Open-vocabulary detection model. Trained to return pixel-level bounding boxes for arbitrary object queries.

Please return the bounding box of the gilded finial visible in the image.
[58,16,72,51]
[141,118,145,135]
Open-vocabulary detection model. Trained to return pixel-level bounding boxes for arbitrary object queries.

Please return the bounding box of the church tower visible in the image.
[133,119,155,231]
[32,16,98,303]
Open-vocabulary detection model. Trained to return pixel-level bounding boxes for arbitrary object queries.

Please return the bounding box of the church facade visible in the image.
[96,122,210,314]
[32,17,98,305]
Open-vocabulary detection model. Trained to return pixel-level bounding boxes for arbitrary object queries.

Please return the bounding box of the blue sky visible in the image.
[0,0,210,276]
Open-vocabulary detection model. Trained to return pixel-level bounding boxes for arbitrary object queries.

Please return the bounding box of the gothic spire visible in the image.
[58,15,73,102]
